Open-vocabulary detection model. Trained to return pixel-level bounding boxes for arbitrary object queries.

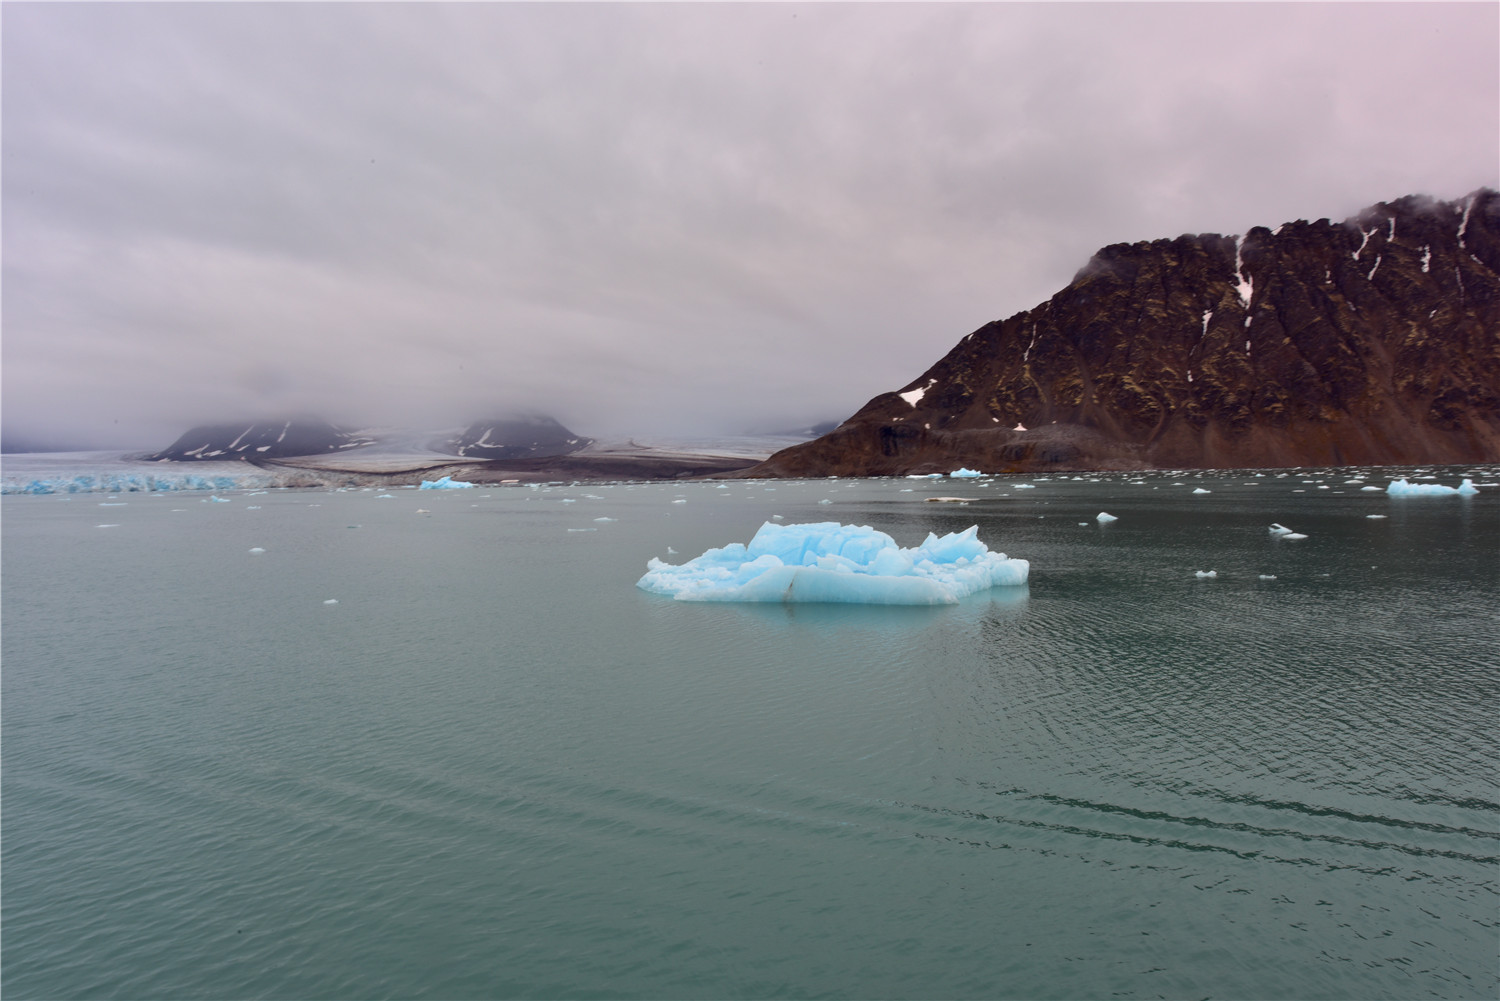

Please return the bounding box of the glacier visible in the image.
[3,470,276,495]
[637,521,1029,605]
[1386,478,1479,497]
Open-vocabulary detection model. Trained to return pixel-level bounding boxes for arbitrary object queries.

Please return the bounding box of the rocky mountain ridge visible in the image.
[740,190,1500,476]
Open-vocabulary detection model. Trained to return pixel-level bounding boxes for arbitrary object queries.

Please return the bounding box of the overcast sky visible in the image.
[3,2,1496,447]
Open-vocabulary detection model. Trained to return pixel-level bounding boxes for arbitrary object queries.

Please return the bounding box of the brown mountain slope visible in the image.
[739,190,1500,476]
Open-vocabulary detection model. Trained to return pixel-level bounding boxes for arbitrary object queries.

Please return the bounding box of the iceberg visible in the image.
[637,521,1028,605]
[948,468,983,478]
[419,476,474,490]
[1386,478,1479,496]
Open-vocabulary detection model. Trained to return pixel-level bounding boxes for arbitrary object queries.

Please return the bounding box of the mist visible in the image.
[4,2,1496,450]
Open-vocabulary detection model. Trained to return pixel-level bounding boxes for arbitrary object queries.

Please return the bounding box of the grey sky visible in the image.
[4,2,1496,447]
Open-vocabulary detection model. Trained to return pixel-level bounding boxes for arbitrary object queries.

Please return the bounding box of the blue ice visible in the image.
[1386,478,1479,497]
[4,472,254,495]
[637,521,1029,605]
[949,468,983,478]
[419,476,475,490]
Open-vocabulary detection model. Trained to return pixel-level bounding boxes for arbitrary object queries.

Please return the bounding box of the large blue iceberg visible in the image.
[419,475,475,490]
[1386,478,1479,497]
[638,521,1029,604]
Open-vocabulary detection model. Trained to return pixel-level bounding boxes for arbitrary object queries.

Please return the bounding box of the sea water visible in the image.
[3,469,1497,999]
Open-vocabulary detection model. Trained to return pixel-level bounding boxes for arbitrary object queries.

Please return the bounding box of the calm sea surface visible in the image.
[4,468,1497,999]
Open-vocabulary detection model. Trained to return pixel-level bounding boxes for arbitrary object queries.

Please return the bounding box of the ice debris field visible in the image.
[637,521,1029,605]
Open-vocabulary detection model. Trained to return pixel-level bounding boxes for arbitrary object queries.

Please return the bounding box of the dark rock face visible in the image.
[147,419,376,462]
[743,190,1500,476]
[442,415,593,460]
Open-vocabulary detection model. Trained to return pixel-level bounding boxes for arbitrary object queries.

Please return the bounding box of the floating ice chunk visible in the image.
[1386,478,1479,496]
[419,476,474,490]
[926,497,973,504]
[1269,523,1293,535]
[1360,485,1382,491]
[323,599,339,605]
[594,517,616,522]
[1192,487,1211,495]
[1283,533,1308,540]
[205,495,231,503]
[1258,574,1277,580]
[248,547,266,555]
[637,521,1029,605]
[1096,512,1118,523]
[1366,514,1386,519]
[1014,483,1035,489]
[907,473,945,480]
[377,493,394,499]
[1195,570,1217,578]
[672,498,687,505]
[949,468,983,478]
[96,524,121,528]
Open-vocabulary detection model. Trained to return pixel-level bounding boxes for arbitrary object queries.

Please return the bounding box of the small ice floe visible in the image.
[672,498,687,505]
[1096,512,1118,523]
[1284,533,1308,540]
[205,495,231,503]
[1014,483,1036,489]
[771,514,784,520]
[99,502,127,507]
[1360,485,1383,491]
[818,498,833,505]
[666,546,678,554]
[323,599,339,605]
[1258,574,1277,580]
[1192,488,1211,494]
[1195,570,1218,579]
[377,493,394,499]
[248,547,266,555]
[560,498,577,504]
[594,517,616,522]
[907,474,944,480]
[1269,523,1294,535]
[1366,514,1386,519]
[638,521,1028,604]
[1078,522,1089,527]
[926,496,973,504]
[567,528,595,532]
[96,524,121,528]
[1386,478,1479,496]
[415,508,430,514]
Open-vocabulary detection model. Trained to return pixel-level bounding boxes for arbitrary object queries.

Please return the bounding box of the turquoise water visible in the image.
[4,469,1497,999]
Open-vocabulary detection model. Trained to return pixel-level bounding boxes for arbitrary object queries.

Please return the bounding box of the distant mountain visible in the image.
[439,415,593,460]
[740,190,1500,476]
[146,419,376,461]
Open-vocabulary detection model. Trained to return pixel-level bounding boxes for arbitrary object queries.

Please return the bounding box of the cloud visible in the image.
[3,2,1496,447]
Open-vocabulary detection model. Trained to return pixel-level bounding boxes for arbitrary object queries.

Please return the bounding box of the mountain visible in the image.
[740,190,1500,476]
[439,415,593,460]
[145,419,376,461]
